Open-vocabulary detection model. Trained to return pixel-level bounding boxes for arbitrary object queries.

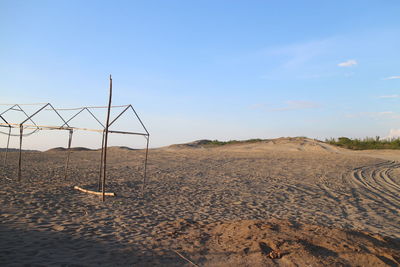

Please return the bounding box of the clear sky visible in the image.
[1,1,400,150]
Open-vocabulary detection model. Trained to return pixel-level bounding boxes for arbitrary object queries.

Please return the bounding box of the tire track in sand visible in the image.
[316,160,400,237]
[344,161,400,236]
[350,161,400,210]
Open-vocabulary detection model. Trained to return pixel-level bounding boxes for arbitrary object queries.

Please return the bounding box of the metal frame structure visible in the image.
[0,76,149,201]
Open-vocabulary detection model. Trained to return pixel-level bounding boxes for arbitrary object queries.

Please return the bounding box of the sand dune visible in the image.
[46,147,94,152]
[165,137,341,153]
[1,138,399,266]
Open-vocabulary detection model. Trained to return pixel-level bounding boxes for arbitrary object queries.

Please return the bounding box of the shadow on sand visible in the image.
[0,224,186,266]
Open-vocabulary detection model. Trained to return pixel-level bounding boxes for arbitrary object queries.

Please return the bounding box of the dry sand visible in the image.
[0,137,399,266]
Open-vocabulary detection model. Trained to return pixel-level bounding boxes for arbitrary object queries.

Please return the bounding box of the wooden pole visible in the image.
[142,135,149,196]
[74,185,115,196]
[64,129,73,179]
[3,127,11,166]
[101,75,113,202]
[98,130,105,191]
[18,125,23,181]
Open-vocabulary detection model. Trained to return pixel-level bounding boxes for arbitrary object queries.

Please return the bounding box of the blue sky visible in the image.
[1,1,400,149]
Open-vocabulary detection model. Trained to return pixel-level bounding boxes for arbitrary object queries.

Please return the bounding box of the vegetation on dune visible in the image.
[202,139,265,146]
[326,136,400,150]
[192,136,400,150]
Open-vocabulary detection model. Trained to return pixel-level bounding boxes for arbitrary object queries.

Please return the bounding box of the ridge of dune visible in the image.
[163,137,341,153]
[45,147,93,152]
[43,146,137,153]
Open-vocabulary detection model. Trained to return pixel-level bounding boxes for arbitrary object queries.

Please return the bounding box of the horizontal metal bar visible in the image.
[0,123,148,136]
[0,103,48,106]
[0,123,90,131]
[47,105,130,111]
[108,130,149,136]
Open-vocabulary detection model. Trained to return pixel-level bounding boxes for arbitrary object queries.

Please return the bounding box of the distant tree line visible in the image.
[326,136,400,150]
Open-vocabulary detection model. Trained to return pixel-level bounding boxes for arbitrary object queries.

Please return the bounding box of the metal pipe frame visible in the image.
[18,125,23,181]
[0,123,149,137]
[101,75,113,202]
[142,135,150,195]
[98,130,105,191]
[64,129,73,179]
[0,86,150,202]
[14,104,39,128]
[3,126,11,166]
[61,107,105,129]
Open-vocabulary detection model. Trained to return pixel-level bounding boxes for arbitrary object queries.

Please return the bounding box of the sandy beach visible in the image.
[1,138,399,266]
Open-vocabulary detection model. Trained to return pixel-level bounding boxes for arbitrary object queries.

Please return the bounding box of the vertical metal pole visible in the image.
[142,135,149,196]
[102,75,113,202]
[65,129,73,179]
[18,125,23,181]
[98,130,105,191]
[3,127,11,166]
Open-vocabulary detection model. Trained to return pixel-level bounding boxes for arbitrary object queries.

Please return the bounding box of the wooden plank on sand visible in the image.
[74,186,116,197]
